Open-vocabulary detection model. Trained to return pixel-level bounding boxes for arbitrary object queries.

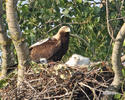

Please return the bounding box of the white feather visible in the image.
[30,38,50,48]
[65,54,90,66]
[40,58,47,64]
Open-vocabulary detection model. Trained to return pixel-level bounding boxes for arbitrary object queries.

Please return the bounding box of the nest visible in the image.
[0,62,115,100]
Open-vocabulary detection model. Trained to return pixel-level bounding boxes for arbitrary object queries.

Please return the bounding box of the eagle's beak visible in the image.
[65,27,71,33]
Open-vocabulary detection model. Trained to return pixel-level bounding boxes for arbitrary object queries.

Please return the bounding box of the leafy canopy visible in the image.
[17,0,124,61]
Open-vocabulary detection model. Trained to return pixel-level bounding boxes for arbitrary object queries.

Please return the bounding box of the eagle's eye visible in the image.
[74,57,77,59]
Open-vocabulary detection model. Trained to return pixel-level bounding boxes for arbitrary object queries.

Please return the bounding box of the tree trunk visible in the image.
[112,23,125,88]
[0,0,12,79]
[6,0,30,87]
[101,24,125,100]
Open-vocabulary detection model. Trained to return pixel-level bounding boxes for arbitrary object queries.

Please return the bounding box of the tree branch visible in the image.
[106,0,115,41]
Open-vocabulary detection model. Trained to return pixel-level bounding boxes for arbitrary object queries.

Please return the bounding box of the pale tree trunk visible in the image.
[112,23,125,88]
[0,0,12,79]
[101,24,125,100]
[6,0,30,87]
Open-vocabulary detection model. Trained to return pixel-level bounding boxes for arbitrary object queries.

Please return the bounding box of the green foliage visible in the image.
[123,40,125,47]
[77,0,82,3]
[122,69,125,77]
[114,93,122,100]
[0,79,8,89]
[16,0,125,63]
[17,0,113,61]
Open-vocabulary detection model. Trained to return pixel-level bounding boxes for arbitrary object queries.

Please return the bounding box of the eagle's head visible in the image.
[53,26,71,40]
[59,26,71,33]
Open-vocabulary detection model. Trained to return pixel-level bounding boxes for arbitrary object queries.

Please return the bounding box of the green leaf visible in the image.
[114,93,121,99]
[96,17,100,22]
[88,25,93,30]
[122,69,125,77]
[0,79,8,88]
[62,8,70,17]
[123,40,125,46]
[94,7,100,14]
[77,0,82,3]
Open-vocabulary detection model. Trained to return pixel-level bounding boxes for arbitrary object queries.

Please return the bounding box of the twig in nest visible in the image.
[28,78,43,83]
[37,84,65,97]
[78,82,97,100]
[41,78,55,93]
[69,82,78,100]
[78,84,91,100]
[43,92,70,99]
[42,87,70,99]
[86,78,108,88]
[23,80,37,93]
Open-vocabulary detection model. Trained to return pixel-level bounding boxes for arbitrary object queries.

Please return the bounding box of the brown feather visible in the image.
[30,38,61,62]
[30,26,70,63]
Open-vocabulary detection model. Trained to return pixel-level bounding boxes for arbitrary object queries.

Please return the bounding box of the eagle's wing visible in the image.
[30,38,61,62]
[29,38,50,49]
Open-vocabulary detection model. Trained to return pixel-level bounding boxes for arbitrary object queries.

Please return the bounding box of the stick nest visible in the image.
[0,62,114,100]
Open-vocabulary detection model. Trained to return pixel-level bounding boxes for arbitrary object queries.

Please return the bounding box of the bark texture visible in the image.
[0,0,12,79]
[112,23,125,88]
[6,0,30,86]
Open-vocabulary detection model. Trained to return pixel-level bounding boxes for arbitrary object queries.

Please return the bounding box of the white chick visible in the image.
[65,54,90,66]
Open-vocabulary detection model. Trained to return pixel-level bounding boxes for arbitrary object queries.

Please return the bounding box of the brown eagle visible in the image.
[29,26,70,63]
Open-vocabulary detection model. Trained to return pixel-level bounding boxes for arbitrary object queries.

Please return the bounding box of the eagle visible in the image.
[29,26,70,63]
